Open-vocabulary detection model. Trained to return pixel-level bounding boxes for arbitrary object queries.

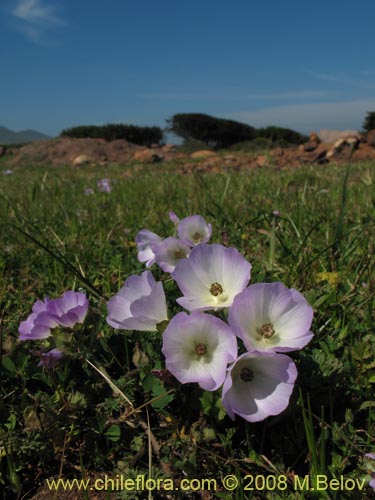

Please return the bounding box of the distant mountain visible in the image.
[0,126,50,144]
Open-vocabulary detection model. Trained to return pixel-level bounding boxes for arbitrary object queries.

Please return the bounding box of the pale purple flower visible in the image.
[19,292,89,341]
[365,454,375,489]
[153,237,190,273]
[37,348,64,368]
[84,187,95,196]
[3,169,13,175]
[162,311,237,391]
[46,291,89,327]
[222,351,297,422]
[228,282,313,353]
[172,244,251,312]
[168,211,180,225]
[19,298,59,340]
[177,215,212,247]
[106,271,168,331]
[135,229,163,267]
[96,178,112,192]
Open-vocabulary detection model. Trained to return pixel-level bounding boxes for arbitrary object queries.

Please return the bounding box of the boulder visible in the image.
[317,129,360,143]
[190,150,217,159]
[353,143,375,162]
[161,144,176,153]
[326,136,360,160]
[72,154,93,166]
[133,149,163,163]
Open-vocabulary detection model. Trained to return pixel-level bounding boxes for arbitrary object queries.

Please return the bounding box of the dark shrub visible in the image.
[166,113,257,149]
[60,124,164,147]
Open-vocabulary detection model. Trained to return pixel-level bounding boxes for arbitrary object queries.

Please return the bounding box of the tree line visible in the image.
[60,112,375,149]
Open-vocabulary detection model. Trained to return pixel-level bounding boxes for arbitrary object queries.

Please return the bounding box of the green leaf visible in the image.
[105,424,121,442]
[2,356,16,374]
[360,401,375,411]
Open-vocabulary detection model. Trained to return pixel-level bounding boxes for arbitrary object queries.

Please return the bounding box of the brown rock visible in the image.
[309,131,321,143]
[353,143,375,162]
[303,142,319,152]
[303,132,321,152]
[190,150,216,159]
[161,144,176,153]
[256,155,267,167]
[366,129,375,147]
[72,154,93,166]
[133,149,163,163]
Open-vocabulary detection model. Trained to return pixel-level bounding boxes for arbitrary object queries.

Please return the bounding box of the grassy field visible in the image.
[1,158,375,499]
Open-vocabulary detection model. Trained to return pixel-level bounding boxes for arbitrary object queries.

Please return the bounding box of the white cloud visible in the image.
[306,70,375,90]
[10,0,65,42]
[225,99,375,134]
[13,0,63,24]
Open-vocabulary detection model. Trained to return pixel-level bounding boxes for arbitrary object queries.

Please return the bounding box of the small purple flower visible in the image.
[106,271,168,332]
[37,348,64,368]
[135,229,163,267]
[153,237,190,273]
[47,291,89,327]
[96,178,112,192]
[3,169,14,175]
[19,298,59,340]
[222,351,297,422]
[162,311,237,391]
[84,187,95,196]
[177,215,212,247]
[172,244,251,312]
[228,282,313,353]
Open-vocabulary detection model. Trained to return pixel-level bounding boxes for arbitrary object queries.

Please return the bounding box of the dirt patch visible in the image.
[3,131,375,173]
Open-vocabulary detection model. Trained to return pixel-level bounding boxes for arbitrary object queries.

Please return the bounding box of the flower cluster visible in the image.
[135,212,212,272]
[18,213,314,423]
[109,213,314,423]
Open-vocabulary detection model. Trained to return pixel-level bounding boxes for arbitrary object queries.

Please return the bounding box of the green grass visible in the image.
[1,159,375,499]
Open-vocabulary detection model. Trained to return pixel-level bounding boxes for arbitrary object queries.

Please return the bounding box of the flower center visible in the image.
[174,250,186,259]
[260,323,275,339]
[209,282,223,296]
[240,367,254,382]
[192,231,203,243]
[195,343,207,356]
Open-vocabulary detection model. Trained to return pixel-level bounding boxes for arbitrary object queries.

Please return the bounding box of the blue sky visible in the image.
[2,0,375,138]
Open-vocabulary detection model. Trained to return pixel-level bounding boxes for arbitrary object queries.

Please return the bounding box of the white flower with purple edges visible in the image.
[222,351,297,422]
[177,215,212,247]
[228,282,313,353]
[172,244,251,311]
[106,271,168,332]
[162,311,238,391]
[135,229,163,267]
[153,237,190,273]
